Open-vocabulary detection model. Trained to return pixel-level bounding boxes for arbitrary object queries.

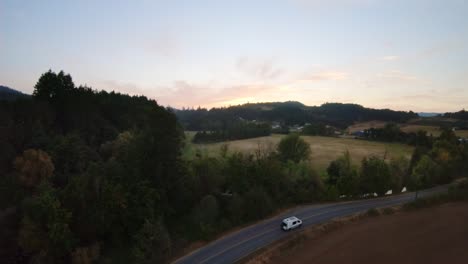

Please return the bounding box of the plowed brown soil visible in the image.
[270,202,468,264]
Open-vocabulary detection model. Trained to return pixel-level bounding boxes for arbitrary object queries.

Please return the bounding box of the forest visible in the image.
[444,109,468,121]
[192,121,271,143]
[175,101,418,131]
[1,71,467,263]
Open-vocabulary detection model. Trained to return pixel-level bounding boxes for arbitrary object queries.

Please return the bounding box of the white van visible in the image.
[281,216,302,231]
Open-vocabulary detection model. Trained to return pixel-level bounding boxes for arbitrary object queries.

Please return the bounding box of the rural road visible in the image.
[173,185,449,264]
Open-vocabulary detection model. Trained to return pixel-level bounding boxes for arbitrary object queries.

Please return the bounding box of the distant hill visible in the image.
[418,112,441,117]
[175,101,418,130]
[0,85,29,100]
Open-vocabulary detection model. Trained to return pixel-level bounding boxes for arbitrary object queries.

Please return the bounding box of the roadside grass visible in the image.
[365,208,380,217]
[182,133,414,173]
[403,178,468,211]
[381,207,396,215]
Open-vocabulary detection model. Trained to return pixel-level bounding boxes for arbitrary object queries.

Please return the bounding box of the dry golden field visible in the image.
[183,133,414,173]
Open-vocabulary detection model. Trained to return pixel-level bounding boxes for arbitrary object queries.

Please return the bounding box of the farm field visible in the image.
[266,202,468,264]
[183,133,414,173]
[347,121,468,137]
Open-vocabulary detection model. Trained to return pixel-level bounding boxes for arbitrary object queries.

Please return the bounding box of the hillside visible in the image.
[0,85,29,100]
[175,102,418,130]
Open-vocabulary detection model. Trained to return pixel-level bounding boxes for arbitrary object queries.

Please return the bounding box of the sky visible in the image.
[1,0,468,112]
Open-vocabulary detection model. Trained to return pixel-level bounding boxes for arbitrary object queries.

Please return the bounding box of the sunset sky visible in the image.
[1,0,467,112]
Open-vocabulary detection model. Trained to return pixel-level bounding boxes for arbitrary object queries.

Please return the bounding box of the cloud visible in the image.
[236,57,284,80]
[150,77,317,108]
[91,78,289,108]
[381,55,399,61]
[377,70,421,82]
[301,71,349,81]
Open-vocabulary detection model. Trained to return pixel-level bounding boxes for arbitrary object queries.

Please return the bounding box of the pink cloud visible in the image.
[301,71,349,81]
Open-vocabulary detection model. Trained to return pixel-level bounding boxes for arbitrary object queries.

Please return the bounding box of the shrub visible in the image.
[277,134,311,163]
[360,156,392,196]
[14,149,54,189]
[382,207,395,215]
[366,208,380,217]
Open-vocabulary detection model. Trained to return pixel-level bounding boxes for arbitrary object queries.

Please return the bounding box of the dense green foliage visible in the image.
[326,151,359,196]
[360,157,392,196]
[277,134,311,163]
[444,109,468,121]
[302,123,335,136]
[1,71,184,263]
[192,121,271,143]
[327,128,467,198]
[362,123,434,147]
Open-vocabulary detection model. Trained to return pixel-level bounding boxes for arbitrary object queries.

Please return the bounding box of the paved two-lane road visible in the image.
[174,185,448,264]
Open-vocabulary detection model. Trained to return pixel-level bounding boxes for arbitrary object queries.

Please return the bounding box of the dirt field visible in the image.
[268,202,468,264]
[183,134,413,173]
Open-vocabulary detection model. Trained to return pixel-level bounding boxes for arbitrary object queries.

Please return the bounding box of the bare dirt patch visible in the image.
[263,202,468,264]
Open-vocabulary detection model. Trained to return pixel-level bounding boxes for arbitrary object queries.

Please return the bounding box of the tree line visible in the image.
[1,71,184,263]
[444,109,468,121]
[192,121,271,143]
[361,123,433,147]
[175,101,418,131]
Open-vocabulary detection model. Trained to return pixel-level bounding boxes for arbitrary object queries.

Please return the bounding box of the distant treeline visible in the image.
[360,123,464,147]
[192,121,271,143]
[361,123,432,147]
[444,109,468,122]
[175,101,418,131]
[410,118,468,130]
[302,123,336,136]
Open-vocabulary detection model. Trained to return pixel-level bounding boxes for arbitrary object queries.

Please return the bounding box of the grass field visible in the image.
[183,133,414,174]
[347,121,468,138]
